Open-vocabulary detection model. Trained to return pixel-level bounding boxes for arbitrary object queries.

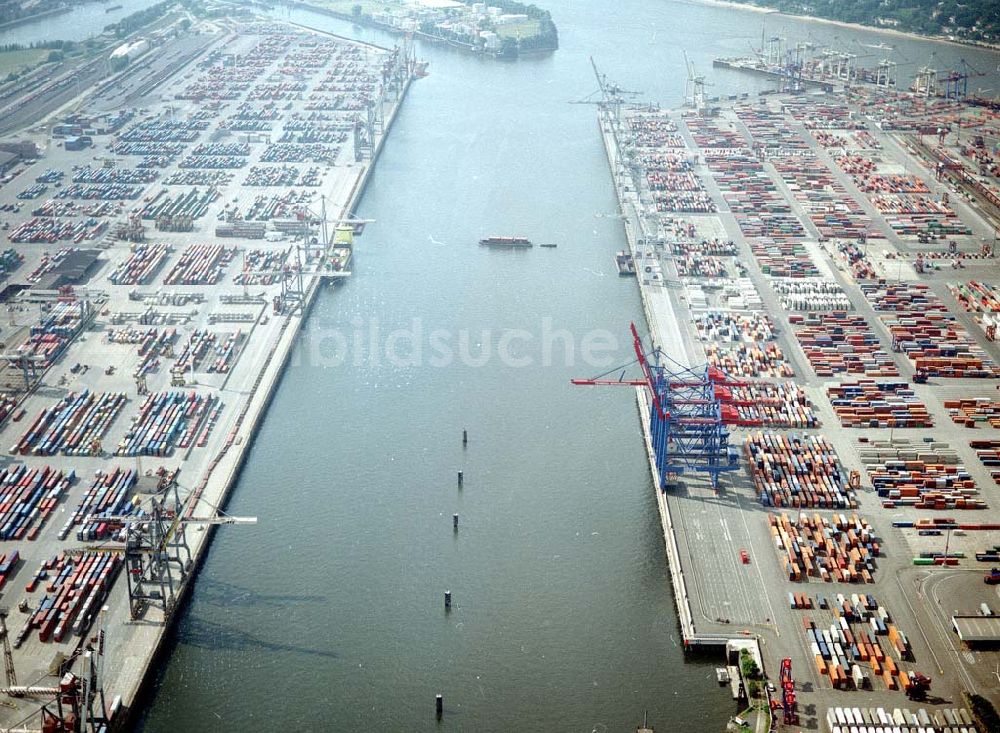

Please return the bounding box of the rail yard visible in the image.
[596,64,1000,733]
[0,14,412,731]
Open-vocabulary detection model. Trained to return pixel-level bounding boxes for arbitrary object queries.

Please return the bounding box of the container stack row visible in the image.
[744,432,856,508]
[108,243,169,285]
[720,383,817,428]
[827,382,932,428]
[15,300,93,370]
[8,216,106,244]
[769,512,879,583]
[163,244,238,285]
[233,248,287,285]
[116,391,216,456]
[949,280,1000,313]
[790,313,899,377]
[748,238,819,277]
[790,593,918,694]
[945,398,1000,428]
[861,283,999,378]
[0,465,73,541]
[859,439,986,510]
[771,277,851,312]
[67,467,141,542]
[14,391,127,456]
[826,705,975,733]
[17,552,122,645]
[770,155,875,241]
[970,438,1000,485]
[140,188,219,223]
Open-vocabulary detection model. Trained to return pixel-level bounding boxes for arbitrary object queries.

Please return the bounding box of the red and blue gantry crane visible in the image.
[572,323,747,490]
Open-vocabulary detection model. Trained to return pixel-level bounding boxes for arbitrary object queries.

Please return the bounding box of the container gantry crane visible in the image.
[72,479,256,621]
[1,662,103,733]
[942,59,986,100]
[572,323,743,489]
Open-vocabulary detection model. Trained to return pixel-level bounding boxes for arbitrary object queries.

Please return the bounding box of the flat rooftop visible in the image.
[952,615,1000,643]
[37,248,103,288]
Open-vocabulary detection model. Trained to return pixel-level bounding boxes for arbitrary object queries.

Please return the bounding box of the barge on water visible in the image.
[615,250,636,276]
[479,235,532,248]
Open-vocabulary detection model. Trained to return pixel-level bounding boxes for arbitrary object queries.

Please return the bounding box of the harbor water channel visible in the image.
[71,1,1000,730]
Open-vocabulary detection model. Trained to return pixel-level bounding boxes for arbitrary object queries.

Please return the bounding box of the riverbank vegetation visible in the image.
[0,48,49,77]
[0,39,99,83]
[724,0,998,45]
[104,0,172,38]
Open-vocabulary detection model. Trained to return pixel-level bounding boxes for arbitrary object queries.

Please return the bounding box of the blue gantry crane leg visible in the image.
[646,359,741,490]
[572,323,742,491]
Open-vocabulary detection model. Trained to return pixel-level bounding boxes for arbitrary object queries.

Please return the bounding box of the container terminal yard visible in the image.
[0,13,412,731]
[590,60,1000,733]
[0,3,999,731]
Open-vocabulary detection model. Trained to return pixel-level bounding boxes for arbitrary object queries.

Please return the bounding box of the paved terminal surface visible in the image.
[601,88,1000,730]
[0,14,411,730]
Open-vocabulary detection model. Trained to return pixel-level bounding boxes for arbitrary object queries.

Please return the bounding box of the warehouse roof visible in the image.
[0,150,19,172]
[31,249,102,290]
[952,615,1000,643]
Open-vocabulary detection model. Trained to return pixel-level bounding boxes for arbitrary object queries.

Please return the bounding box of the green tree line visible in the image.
[728,0,999,43]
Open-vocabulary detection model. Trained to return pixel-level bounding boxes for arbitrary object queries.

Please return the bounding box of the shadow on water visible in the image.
[193,578,328,609]
[177,616,339,660]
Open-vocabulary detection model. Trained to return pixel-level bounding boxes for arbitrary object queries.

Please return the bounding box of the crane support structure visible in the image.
[76,477,257,621]
[573,323,741,489]
[943,59,986,100]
